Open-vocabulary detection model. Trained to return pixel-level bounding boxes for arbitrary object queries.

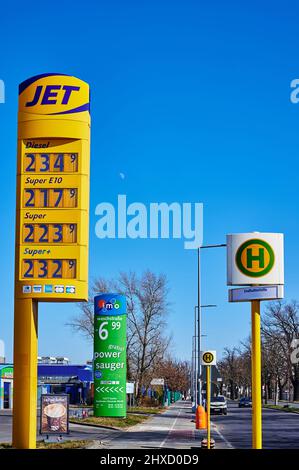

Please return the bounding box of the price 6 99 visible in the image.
[98,321,121,340]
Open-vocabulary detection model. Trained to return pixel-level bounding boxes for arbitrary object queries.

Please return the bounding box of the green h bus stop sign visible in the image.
[94,294,127,417]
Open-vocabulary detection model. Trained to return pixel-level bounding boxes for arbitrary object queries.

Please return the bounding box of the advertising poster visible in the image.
[94,294,127,417]
[40,394,69,435]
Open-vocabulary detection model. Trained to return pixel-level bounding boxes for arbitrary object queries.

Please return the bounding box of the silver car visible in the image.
[210,395,228,415]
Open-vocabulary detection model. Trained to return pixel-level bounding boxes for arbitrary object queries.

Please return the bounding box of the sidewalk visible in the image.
[93,400,232,450]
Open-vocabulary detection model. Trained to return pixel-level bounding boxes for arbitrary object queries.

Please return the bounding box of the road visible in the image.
[103,400,299,449]
[0,402,204,449]
[1,401,299,449]
[99,400,202,449]
[212,401,299,449]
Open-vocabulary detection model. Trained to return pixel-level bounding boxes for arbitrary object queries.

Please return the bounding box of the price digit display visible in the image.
[24,188,77,208]
[23,224,77,244]
[24,153,78,173]
[22,259,76,279]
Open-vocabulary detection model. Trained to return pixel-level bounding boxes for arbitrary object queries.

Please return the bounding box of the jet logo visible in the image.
[18,74,90,116]
[25,85,80,107]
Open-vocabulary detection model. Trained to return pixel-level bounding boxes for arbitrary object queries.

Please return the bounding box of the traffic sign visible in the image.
[126,383,135,394]
[15,73,90,301]
[200,365,222,382]
[227,233,284,286]
[229,285,284,302]
[226,232,284,449]
[201,350,217,366]
[200,350,216,449]
[94,294,127,418]
[150,378,165,386]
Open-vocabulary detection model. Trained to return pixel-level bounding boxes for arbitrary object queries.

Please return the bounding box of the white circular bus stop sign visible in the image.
[201,350,217,366]
[226,232,284,286]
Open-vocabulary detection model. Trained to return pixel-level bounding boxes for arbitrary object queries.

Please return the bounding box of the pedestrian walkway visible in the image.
[93,400,231,449]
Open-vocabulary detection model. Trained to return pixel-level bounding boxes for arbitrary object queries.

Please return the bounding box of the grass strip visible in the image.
[0,440,90,449]
[70,413,149,429]
[264,404,299,414]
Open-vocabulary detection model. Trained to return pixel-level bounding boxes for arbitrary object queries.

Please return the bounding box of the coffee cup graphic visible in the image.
[44,403,66,432]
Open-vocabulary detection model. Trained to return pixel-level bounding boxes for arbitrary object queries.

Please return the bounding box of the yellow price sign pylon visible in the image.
[13,74,90,449]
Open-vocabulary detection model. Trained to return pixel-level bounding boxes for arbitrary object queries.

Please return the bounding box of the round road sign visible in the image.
[235,238,275,278]
[202,352,214,364]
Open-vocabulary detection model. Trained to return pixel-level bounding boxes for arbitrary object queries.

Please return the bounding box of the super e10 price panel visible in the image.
[15,74,90,301]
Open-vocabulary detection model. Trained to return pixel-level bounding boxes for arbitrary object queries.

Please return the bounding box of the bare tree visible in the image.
[67,270,171,400]
[237,338,251,396]
[262,301,299,401]
[218,348,241,399]
[219,301,299,403]
[154,358,191,394]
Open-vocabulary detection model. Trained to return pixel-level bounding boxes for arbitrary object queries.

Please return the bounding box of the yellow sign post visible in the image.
[13,74,90,448]
[251,300,262,449]
[227,233,284,450]
[236,241,265,450]
[201,350,216,450]
[206,364,211,450]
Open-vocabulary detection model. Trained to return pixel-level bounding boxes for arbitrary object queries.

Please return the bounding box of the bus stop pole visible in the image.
[251,300,262,449]
[207,364,211,449]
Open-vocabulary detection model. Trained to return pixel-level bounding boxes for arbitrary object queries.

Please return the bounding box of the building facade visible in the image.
[0,363,93,409]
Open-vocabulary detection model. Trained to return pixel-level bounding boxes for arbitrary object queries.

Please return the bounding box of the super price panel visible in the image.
[15,74,90,301]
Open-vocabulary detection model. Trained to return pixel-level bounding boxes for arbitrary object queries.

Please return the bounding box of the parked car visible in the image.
[210,395,227,415]
[239,397,252,408]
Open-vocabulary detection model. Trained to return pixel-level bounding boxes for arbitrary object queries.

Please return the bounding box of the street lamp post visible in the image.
[191,338,193,402]
[196,304,216,406]
[197,244,226,406]
[192,334,196,405]
[192,309,208,408]
[193,307,198,406]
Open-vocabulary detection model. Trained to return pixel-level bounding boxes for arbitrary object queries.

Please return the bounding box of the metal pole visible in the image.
[191,337,194,402]
[197,248,202,406]
[194,307,198,404]
[207,365,211,449]
[12,298,38,449]
[196,242,225,407]
[251,300,262,449]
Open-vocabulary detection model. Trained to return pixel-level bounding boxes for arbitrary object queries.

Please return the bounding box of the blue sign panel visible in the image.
[94,293,126,316]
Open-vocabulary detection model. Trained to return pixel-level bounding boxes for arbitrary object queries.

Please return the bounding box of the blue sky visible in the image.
[0,1,299,364]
